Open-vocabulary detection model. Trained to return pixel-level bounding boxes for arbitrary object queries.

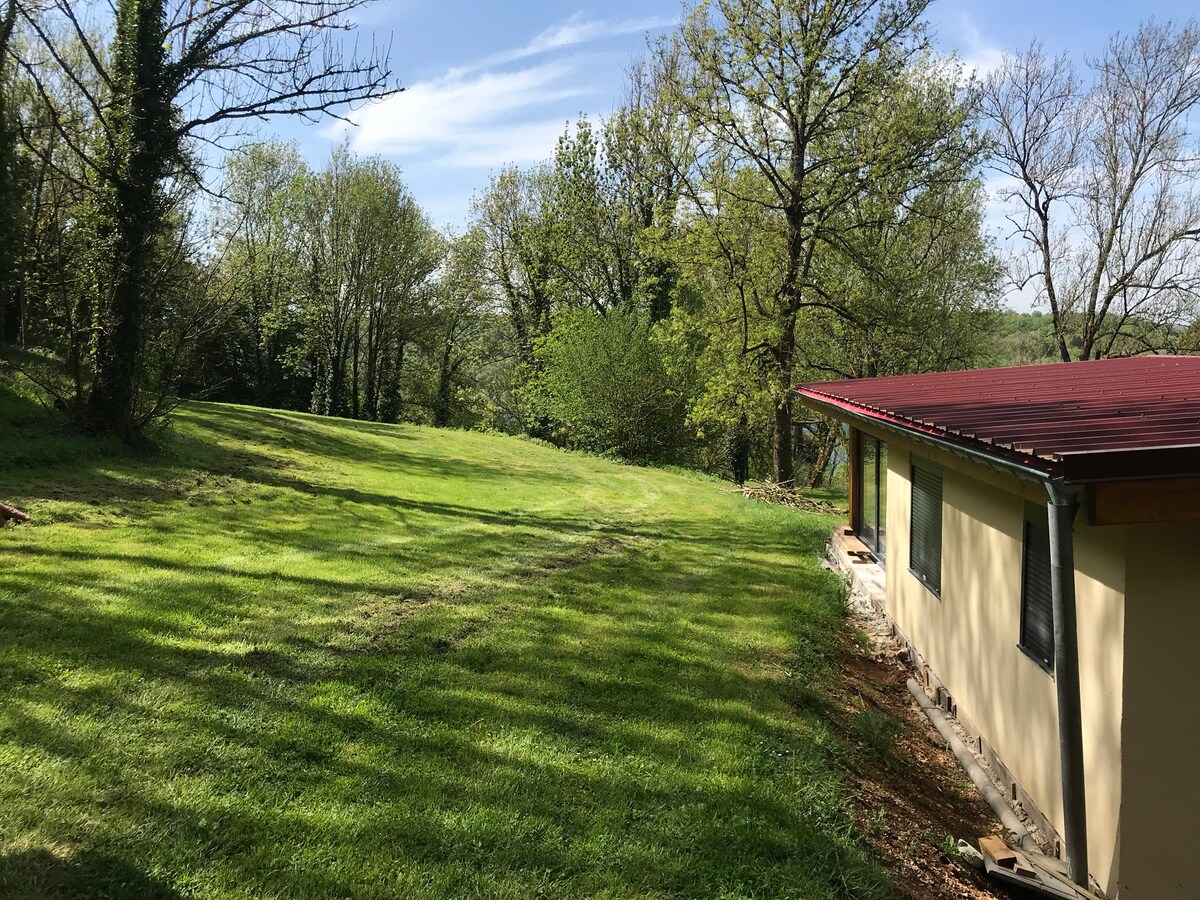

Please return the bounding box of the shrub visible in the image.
[525,307,689,463]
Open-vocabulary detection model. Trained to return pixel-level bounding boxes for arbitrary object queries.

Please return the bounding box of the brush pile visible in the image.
[737,481,845,515]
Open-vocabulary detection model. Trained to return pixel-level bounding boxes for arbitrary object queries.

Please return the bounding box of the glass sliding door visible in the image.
[856,433,887,564]
[861,438,878,549]
[876,440,887,561]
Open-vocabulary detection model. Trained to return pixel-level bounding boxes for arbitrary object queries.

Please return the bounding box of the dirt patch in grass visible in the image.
[828,636,1022,900]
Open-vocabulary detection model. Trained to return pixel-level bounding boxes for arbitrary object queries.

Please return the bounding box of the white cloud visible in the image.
[346,63,583,159]
[955,13,1006,76]
[339,12,675,170]
[441,120,572,169]
[448,12,676,77]
[519,13,674,58]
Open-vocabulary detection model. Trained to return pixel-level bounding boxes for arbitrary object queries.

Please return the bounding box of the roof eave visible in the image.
[797,387,1200,485]
[795,387,1061,485]
[1060,446,1200,484]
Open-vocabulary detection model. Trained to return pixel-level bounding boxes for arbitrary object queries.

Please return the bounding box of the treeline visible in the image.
[990,310,1200,368]
[199,145,470,427]
[3,1,1199,488]
[0,0,394,442]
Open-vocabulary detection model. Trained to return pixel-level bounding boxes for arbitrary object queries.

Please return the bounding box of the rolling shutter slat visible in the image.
[1022,519,1055,670]
[910,465,942,593]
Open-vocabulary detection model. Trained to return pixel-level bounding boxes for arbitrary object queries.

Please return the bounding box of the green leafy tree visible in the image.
[664,0,973,483]
[212,141,307,406]
[0,0,22,345]
[604,52,696,323]
[470,166,557,369]
[85,0,179,440]
[662,163,785,482]
[292,146,441,420]
[424,230,498,428]
[527,307,688,462]
[543,119,637,313]
[14,0,395,441]
[802,66,1001,380]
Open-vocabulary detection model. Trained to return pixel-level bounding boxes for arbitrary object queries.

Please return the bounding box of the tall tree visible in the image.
[427,230,494,428]
[214,141,306,406]
[664,0,971,483]
[980,23,1200,361]
[13,0,395,440]
[605,52,696,323]
[85,0,178,439]
[289,146,440,420]
[4,18,102,407]
[544,119,637,314]
[0,0,22,345]
[470,166,556,370]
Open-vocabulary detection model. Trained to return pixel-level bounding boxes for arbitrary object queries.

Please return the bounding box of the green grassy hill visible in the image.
[0,392,885,899]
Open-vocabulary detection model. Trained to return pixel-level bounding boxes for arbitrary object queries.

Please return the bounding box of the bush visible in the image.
[526,307,689,463]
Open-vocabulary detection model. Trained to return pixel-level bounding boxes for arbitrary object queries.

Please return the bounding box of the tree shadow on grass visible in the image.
[0,848,180,900]
[0,396,883,898]
[0,397,575,517]
[0,504,881,898]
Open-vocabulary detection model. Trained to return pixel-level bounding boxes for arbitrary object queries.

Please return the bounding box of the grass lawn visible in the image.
[0,389,887,899]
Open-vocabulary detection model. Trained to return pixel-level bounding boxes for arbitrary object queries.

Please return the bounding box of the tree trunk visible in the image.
[434,342,454,427]
[328,346,345,416]
[86,0,174,442]
[351,320,361,419]
[364,306,379,420]
[0,0,22,346]
[773,396,794,485]
[89,180,154,441]
[772,316,797,484]
[728,411,750,485]
[804,425,837,490]
[309,354,327,415]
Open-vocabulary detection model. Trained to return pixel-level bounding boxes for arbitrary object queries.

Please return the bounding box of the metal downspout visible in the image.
[1046,480,1089,889]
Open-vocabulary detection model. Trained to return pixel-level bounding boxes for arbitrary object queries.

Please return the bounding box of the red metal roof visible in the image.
[795,357,1200,483]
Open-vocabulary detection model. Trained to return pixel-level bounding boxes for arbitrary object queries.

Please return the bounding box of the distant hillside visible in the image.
[989,310,1062,367]
[990,309,1200,366]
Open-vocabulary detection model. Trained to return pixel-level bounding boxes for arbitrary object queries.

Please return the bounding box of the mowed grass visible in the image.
[0,389,886,900]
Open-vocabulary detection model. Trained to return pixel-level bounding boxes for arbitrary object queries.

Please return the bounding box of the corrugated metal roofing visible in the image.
[795,357,1200,483]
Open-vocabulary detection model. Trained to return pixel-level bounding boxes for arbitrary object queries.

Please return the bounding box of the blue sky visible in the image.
[275,0,1198,233]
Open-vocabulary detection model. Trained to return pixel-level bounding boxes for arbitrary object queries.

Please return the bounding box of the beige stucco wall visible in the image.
[1116,521,1200,898]
[876,432,1126,896]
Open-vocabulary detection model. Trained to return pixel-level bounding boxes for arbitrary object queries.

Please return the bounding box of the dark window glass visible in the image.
[909,462,942,594]
[1020,511,1055,672]
[857,435,887,564]
[861,438,878,550]
[877,442,887,561]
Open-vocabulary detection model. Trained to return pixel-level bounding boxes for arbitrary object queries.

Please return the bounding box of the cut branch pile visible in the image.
[0,502,30,525]
[737,481,846,516]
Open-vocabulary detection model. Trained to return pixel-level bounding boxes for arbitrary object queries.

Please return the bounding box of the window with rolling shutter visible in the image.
[1020,511,1055,673]
[909,461,942,595]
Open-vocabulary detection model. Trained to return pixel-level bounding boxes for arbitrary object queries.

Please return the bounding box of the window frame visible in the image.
[1018,503,1055,676]
[908,458,942,597]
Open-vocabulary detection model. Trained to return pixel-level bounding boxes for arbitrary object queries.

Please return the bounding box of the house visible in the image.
[796,357,1200,900]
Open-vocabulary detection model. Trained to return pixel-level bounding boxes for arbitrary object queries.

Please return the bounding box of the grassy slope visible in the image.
[0,390,885,900]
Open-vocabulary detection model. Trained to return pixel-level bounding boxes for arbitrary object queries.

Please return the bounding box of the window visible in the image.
[909,461,942,594]
[1020,507,1055,673]
[857,434,887,563]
